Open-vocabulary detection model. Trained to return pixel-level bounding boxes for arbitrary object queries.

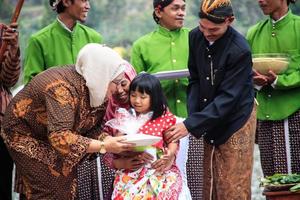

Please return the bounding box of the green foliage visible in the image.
[0,0,13,22]
[260,173,300,192]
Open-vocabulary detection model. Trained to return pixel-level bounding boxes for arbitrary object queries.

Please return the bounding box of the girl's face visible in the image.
[130,90,151,114]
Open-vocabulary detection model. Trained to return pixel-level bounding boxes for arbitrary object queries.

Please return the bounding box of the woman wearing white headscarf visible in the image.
[0,44,134,200]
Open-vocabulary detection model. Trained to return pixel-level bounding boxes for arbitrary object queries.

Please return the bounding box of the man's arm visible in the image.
[0,23,20,88]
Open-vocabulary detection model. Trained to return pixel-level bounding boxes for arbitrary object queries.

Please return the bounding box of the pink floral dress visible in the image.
[112,111,182,200]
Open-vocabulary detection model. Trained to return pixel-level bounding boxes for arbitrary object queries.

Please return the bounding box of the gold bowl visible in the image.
[252,54,289,75]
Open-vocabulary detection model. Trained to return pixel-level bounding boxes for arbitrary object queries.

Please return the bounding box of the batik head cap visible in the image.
[199,0,234,24]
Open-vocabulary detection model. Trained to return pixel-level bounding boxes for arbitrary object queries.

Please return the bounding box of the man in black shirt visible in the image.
[165,0,256,199]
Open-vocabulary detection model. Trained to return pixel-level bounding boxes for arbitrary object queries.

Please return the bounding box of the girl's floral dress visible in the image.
[112,111,182,200]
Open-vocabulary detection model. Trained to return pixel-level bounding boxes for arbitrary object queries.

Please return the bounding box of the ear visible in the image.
[154,7,163,19]
[62,0,72,7]
[225,16,235,25]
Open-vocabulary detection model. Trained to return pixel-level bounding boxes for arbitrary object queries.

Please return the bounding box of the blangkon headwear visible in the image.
[199,0,234,24]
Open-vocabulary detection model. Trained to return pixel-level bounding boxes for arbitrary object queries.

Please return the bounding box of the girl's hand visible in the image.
[151,148,175,173]
[114,157,144,171]
[114,152,154,170]
[103,135,135,154]
[137,151,154,163]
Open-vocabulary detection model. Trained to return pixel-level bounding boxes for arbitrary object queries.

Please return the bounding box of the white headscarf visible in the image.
[75,44,126,107]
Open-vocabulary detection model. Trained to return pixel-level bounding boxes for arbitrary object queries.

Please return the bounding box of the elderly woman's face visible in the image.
[113,77,131,104]
[107,73,125,98]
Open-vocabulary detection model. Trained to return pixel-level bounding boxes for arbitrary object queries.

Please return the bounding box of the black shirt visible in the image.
[183,26,254,146]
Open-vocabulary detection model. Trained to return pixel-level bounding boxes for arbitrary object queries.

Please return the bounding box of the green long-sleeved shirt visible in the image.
[131,26,189,117]
[247,10,300,120]
[24,19,102,84]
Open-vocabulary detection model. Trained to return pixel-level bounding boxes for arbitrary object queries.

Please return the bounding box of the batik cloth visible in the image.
[202,106,256,200]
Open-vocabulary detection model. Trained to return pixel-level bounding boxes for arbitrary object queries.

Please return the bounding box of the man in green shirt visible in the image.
[131,0,189,118]
[131,1,203,199]
[247,0,300,176]
[23,0,102,84]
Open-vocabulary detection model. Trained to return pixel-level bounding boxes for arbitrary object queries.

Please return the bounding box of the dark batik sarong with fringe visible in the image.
[256,110,300,177]
[77,155,115,200]
[186,136,204,199]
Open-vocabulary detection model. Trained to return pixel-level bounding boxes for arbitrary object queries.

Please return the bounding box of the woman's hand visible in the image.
[104,135,135,154]
[151,148,175,173]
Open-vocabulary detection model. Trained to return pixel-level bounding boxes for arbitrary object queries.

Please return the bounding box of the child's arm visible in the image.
[152,142,179,173]
[167,142,179,157]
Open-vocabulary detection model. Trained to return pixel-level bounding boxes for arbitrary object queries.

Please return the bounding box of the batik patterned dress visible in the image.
[1,66,106,200]
[112,111,182,200]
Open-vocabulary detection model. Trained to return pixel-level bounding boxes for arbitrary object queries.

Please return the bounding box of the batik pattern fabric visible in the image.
[99,155,115,200]
[256,110,300,176]
[0,24,21,200]
[0,26,21,124]
[1,66,107,200]
[111,111,182,200]
[77,158,101,200]
[202,106,256,200]
[186,135,204,199]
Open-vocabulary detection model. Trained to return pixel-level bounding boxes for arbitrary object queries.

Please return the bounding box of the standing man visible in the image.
[131,0,188,118]
[130,0,203,198]
[247,0,300,176]
[0,22,20,200]
[23,0,102,84]
[165,0,256,199]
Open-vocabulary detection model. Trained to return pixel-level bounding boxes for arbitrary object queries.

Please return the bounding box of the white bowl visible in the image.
[252,57,289,75]
[124,134,161,146]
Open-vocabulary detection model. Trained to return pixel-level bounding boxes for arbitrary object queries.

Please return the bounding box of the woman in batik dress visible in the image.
[0,44,135,200]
